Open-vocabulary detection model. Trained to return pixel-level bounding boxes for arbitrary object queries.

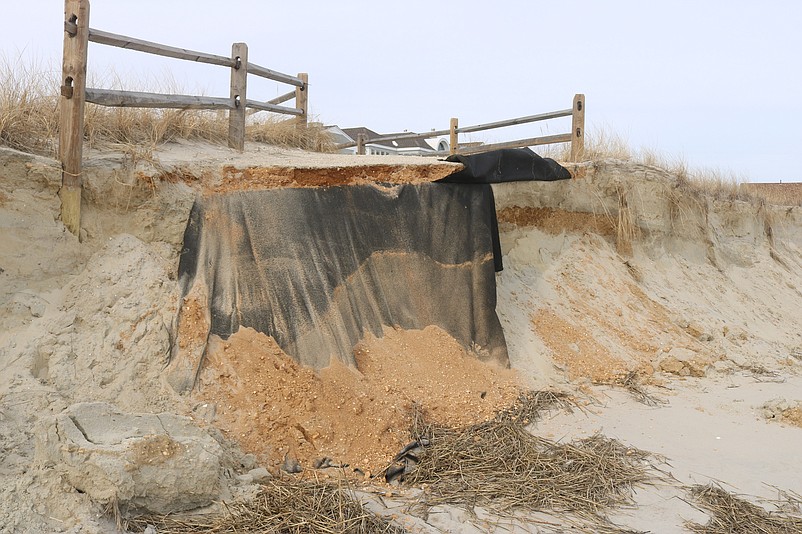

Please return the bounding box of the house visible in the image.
[326,126,450,156]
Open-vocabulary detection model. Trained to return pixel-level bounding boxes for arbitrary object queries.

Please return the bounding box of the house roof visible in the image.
[325,126,353,146]
[341,127,435,151]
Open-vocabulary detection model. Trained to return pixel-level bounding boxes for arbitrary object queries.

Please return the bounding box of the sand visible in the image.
[195,326,520,476]
[1,143,801,533]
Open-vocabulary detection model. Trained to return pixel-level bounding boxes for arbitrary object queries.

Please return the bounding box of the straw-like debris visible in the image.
[402,391,660,520]
[407,390,574,446]
[616,371,668,407]
[126,479,405,534]
[686,484,802,534]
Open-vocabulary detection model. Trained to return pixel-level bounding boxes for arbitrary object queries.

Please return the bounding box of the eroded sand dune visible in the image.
[1,145,801,532]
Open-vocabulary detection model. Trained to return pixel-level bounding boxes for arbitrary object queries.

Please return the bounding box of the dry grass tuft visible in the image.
[543,128,633,163]
[126,479,404,534]
[743,183,802,207]
[544,127,799,208]
[404,391,659,528]
[686,484,802,534]
[0,56,332,157]
[601,371,667,407]
[249,117,334,152]
[0,55,61,156]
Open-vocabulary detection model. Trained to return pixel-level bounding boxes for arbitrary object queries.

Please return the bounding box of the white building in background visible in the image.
[326,126,449,156]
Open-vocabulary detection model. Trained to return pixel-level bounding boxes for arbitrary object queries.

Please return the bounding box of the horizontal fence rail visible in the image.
[246,99,305,116]
[85,88,234,109]
[336,94,585,161]
[456,108,572,134]
[85,27,237,67]
[66,22,311,90]
[59,0,309,237]
[248,63,305,87]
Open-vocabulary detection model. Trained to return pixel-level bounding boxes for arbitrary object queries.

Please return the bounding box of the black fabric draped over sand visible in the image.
[175,149,569,374]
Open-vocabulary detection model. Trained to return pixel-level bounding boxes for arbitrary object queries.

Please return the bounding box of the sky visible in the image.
[3,0,801,182]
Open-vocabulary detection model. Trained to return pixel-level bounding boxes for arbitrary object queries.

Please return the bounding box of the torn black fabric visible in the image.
[437,148,571,271]
[440,147,571,184]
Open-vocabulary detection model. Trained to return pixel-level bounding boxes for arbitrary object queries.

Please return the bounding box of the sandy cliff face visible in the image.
[494,160,802,386]
[1,146,801,532]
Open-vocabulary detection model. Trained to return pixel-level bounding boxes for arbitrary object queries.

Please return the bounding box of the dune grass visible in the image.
[0,55,333,158]
[2,56,799,207]
[544,129,801,206]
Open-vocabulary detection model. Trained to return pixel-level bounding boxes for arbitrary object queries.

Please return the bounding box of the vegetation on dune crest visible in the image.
[1,56,799,205]
[0,55,333,158]
[542,128,795,204]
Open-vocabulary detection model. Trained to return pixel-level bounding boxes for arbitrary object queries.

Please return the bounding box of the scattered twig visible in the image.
[617,371,668,407]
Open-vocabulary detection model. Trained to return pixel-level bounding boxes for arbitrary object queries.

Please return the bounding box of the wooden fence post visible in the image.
[59,0,90,238]
[449,117,459,155]
[570,93,585,162]
[228,42,248,151]
[356,133,367,155]
[295,72,308,129]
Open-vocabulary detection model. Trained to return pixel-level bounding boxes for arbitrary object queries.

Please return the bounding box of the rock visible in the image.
[34,402,223,514]
[280,455,302,474]
[12,292,47,318]
[684,359,709,377]
[240,453,257,470]
[192,402,217,424]
[236,473,254,484]
[659,348,710,377]
[658,355,685,375]
[248,467,271,483]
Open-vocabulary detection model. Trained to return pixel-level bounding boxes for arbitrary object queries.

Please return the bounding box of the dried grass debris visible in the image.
[403,390,660,524]
[126,479,405,534]
[686,483,802,534]
[614,371,668,407]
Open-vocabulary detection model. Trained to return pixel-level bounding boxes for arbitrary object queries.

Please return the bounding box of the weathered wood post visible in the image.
[228,42,248,151]
[295,72,308,129]
[570,93,585,162]
[449,117,459,155]
[59,0,90,238]
[356,133,367,155]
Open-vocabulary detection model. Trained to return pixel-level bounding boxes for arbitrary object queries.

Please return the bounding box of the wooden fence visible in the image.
[58,0,308,236]
[337,94,585,161]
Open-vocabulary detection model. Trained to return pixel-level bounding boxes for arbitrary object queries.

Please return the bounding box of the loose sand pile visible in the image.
[196,326,520,476]
[1,144,802,533]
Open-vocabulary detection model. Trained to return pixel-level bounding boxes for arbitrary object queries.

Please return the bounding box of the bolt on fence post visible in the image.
[449,118,459,155]
[228,42,248,151]
[570,93,585,162]
[295,72,308,130]
[59,0,90,238]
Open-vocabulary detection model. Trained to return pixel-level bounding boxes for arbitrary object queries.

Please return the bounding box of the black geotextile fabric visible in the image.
[177,183,509,370]
[176,149,571,373]
[438,148,571,271]
[440,147,571,183]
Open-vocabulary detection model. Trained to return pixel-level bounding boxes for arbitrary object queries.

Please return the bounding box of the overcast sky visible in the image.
[4,1,800,182]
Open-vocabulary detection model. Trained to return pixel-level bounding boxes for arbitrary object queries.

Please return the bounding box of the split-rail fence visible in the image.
[337,94,585,161]
[59,0,308,236]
